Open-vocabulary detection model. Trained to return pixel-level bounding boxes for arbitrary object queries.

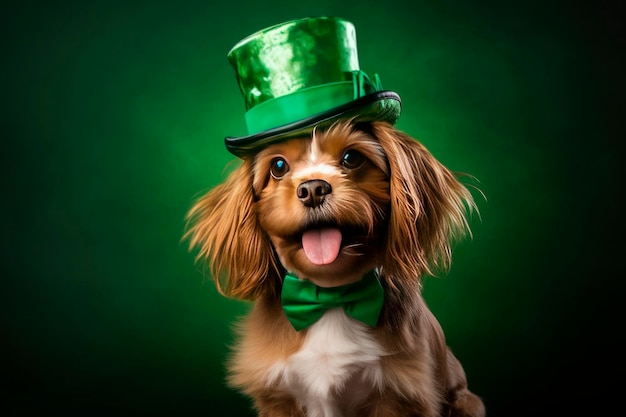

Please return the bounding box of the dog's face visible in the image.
[251,121,391,288]
[185,119,474,301]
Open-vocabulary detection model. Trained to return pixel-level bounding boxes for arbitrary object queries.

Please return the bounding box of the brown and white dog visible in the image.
[184,119,485,417]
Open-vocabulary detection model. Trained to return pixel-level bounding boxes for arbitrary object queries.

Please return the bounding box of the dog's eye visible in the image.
[270,157,289,179]
[341,150,365,170]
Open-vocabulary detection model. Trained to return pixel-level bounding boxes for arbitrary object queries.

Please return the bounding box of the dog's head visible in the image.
[184,119,476,300]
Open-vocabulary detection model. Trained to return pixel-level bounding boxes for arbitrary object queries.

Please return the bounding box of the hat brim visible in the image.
[224,91,401,157]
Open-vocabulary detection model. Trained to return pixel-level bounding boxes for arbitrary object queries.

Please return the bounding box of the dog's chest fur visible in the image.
[267,308,385,417]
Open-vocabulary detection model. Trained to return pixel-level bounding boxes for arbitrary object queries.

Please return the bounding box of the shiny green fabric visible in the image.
[224,16,402,156]
[227,17,359,111]
[227,17,394,136]
[244,70,382,134]
[280,271,385,331]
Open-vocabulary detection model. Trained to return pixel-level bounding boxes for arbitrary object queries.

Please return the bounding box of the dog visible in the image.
[184,118,485,416]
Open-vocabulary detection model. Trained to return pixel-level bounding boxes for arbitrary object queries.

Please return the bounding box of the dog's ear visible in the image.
[372,122,477,290]
[183,159,281,301]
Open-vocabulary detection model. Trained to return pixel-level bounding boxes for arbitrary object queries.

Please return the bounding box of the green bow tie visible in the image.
[281,271,385,331]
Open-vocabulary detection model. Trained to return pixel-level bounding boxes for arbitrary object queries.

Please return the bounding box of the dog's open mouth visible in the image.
[301,228,342,265]
[298,223,374,266]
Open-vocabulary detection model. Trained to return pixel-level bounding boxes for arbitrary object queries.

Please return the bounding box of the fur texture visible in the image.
[184,119,485,416]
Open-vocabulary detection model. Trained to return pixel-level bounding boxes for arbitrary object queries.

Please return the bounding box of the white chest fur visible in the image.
[266,308,386,417]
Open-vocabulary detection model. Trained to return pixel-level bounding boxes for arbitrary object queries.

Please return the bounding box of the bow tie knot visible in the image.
[280,271,385,331]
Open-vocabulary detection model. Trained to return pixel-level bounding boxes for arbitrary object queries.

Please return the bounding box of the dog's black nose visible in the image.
[297,180,332,207]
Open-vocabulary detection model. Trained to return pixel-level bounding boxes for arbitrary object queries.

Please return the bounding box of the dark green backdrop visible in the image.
[2,0,622,415]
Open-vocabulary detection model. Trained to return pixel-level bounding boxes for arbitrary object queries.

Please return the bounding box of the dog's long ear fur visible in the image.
[372,122,476,292]
[183,159,281,301]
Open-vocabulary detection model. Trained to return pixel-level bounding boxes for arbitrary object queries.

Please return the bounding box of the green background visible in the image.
[2,0,621,415]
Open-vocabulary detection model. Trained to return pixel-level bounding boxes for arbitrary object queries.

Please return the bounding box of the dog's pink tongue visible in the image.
[302,228,342,265]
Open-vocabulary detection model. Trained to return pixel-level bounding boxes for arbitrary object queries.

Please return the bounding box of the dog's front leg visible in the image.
[444,349,486,417]
[254,392,305,417]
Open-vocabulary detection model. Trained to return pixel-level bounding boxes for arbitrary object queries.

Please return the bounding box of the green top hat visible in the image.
[224,16,402,157]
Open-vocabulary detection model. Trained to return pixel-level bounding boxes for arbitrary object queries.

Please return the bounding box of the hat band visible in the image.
[245,70,382,135]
